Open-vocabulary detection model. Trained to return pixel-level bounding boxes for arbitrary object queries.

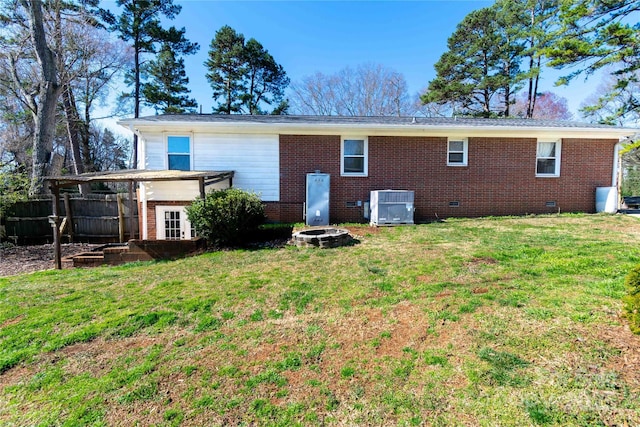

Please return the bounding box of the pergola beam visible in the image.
[46,169,235,269]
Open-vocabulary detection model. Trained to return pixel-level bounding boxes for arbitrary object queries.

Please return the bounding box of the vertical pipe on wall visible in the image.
[613,140,623,210]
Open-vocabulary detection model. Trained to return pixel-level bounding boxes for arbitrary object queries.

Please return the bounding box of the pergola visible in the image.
[46,169,234,269]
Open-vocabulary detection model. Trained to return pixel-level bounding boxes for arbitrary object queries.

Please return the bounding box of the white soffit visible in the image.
[119,118,637,140]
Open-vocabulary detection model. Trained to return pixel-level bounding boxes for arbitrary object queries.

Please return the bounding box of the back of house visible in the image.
[118,115,636,240]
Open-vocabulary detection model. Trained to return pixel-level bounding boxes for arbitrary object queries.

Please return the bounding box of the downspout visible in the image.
[613,138,625,210]
[129,124,148,239]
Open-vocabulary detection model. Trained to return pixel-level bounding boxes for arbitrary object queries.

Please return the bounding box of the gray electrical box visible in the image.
[306,172,330,226]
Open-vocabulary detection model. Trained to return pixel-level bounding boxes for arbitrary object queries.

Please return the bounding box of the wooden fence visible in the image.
[1,194,138,244]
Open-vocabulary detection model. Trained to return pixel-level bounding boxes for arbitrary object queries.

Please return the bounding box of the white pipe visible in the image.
[613,138,629,211]
[613,140,621,187]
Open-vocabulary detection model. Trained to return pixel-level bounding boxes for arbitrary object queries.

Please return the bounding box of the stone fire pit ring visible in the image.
[292,228,352,248]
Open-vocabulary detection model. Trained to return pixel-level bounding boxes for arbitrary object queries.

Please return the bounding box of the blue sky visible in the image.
[106,0,601,117]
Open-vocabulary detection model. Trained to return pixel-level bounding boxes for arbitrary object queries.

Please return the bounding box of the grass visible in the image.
[1,214,640,425]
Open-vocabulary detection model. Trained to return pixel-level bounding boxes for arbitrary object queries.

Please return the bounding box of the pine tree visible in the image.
[205,26,246,114]
[142,43,197,114]
[547,0,639,123]
[205,26,289,115]
[103,0,198,165]
[515,0,559,118]
[422,6,525,117]
[242,38,289,115]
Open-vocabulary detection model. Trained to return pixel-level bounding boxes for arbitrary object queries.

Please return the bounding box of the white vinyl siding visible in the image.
[144,134,165,169]
[194,134,279,201]
[141,133,279,201]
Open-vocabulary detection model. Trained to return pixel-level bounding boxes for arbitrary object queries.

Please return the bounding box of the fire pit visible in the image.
[292,228,352,248]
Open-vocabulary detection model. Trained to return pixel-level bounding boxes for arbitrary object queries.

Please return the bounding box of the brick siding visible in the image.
[278,135,617,223]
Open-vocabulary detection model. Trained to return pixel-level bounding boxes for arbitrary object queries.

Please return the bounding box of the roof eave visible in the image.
[118,119,636,140]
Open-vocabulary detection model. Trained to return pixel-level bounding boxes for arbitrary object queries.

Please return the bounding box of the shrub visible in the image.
[0,167,29,221]
[186,188,266,247]
[623,264,640,335]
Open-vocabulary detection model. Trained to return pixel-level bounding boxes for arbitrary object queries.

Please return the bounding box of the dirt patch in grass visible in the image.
[0,314,24,328]
[60,335,168,376]
[598,324,640,390]
[342,225,383,235]
[0,243,100,277]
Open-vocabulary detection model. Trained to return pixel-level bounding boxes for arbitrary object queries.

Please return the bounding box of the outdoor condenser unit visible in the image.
[370,190,415,226]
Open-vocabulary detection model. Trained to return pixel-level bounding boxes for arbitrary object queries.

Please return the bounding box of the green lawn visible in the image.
[1,214,640,426]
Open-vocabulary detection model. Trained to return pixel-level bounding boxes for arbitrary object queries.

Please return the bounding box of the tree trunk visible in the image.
[531,56,542,118]
[24,0,62,195]
[526,7,536,119]
[526,55,535,118]
[29,80,58,195]
[226,78,232,114]
[133,39,140,168]
[82,93,93,172]
[61,85,91,194]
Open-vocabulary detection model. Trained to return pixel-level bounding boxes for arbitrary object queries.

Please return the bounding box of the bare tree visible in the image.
[1,0,131,195]
[290,63,413,116]
[63,25,132,173]
[289,72,337,115]
[1,0,118,194]
[512,91,573,120]
[16,0,62,194]
[580,71,640,127]
[411,91,456,117]
[0,95,32,169]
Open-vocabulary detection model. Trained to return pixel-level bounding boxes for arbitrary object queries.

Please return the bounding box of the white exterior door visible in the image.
[156,206,193,240]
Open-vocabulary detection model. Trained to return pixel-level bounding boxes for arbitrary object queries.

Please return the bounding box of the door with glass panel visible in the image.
[156,206,194,240]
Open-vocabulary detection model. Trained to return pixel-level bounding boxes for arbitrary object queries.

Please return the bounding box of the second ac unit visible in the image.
[370,190,414,226]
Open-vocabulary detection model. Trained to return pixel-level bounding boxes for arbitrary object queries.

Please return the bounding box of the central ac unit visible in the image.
[370,190,414,226]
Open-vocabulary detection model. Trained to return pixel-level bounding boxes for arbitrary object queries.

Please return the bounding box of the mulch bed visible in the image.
[0,243,99,277]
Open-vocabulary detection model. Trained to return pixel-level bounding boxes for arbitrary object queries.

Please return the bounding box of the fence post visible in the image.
[49,184,62,269]
[117,193,125,243]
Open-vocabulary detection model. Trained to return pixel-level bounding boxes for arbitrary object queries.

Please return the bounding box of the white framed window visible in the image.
[167,135,191,171]
[341,137,368,176]
[536,140,561,177]
[447,138,468,166]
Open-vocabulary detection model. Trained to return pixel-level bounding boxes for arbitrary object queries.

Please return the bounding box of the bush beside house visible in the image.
[186,188,266,247]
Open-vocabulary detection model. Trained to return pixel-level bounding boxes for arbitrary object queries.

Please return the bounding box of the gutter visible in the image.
[118,120,636,140]
[613,140,622,211]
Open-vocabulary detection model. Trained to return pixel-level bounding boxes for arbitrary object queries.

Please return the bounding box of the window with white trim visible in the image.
[447,138,468,166]
[536,141,561,177]
[341,137,368,176]
[167,136,191,171]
